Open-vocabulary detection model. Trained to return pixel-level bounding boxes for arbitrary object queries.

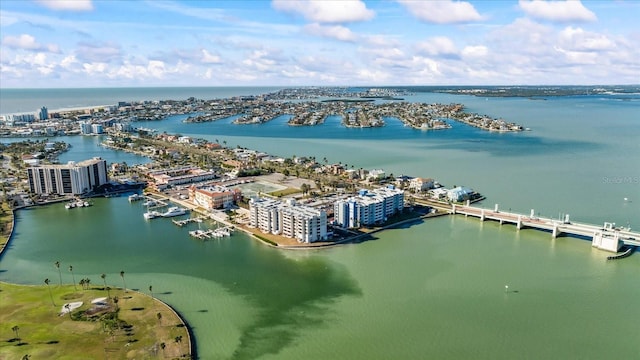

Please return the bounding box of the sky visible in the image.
[0,0,638,88]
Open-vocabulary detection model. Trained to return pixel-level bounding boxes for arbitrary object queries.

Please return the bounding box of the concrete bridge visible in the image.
[451,203,639,253]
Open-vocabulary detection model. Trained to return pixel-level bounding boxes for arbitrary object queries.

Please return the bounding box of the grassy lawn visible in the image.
[0,282,190,359]
[0,202,13,249]
[269,188,300,197]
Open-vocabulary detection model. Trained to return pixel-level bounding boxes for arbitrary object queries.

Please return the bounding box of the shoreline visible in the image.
[0,280,193,358]
[0,205,16,260]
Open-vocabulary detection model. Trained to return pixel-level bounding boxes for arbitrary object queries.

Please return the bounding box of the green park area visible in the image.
[0,282,191,359]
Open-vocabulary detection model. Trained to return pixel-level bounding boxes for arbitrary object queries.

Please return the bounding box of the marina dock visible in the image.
[189,226,234,240]
[172,217,204,227]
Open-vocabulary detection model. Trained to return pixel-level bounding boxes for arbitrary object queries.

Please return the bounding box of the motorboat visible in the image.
[161,206,187,218]
[128,193,143,202]
[143,211,160,220]
[142,200,157,207]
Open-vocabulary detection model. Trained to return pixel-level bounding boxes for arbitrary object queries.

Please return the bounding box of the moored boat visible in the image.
[161,206,187,218]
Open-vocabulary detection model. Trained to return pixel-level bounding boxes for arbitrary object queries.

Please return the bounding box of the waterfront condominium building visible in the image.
[249,198,328,243]
[189,185,241,210]
[27,157,109,196]
[334,185,405,228]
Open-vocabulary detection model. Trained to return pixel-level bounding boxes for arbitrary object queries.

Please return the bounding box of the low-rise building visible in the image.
[189,185,241,210]
[409,177,435,193]
[447,186,475,202]
[145,166,218,189]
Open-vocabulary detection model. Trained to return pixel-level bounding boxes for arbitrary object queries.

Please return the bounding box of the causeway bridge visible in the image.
[449,202,640,253]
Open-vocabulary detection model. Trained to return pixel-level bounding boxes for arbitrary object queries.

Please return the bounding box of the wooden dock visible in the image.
[172,217,204,227]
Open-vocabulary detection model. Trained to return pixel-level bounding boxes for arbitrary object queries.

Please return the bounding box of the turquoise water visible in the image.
[1,89,639,359]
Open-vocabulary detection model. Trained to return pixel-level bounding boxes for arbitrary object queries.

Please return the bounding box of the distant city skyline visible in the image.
[1,0,638,88]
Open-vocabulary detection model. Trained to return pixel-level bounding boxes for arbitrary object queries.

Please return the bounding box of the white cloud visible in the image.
[2,34,60,53]
[201,49,222,64]
[147,60,166,78]
[35,0,94,11]
[357,69,390,83]
[242,50,278,72]
[559,27,614,51]
[397,0,483,24]
[82,62,108,75]
[272,0,374,23]
[461,45,488,58]
[416,37,458,57]
[519,0,596,22]
[304,23,357,42]
[60,55,78,68]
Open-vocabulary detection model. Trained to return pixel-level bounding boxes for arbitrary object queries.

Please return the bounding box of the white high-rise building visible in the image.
[249,198,328,243]
[80,121,93,135]
[27,157,109,195]
[334,185,404,228]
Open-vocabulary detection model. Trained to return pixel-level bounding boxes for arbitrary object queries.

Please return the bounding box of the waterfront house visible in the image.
[409,177,435,193]
[447,186,475,202]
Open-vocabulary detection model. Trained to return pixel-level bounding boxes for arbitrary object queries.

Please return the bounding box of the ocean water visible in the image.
[1,88,639,359]
[0,87,281,115]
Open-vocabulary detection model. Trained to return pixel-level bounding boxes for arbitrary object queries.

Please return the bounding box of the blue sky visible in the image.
[1,0,638,87]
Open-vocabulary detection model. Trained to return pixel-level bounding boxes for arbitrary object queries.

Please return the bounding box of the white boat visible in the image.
[143,211,160,220]
[128,193,143,202]
[142,200,157,207]
[161,206,187,218]
[65,202,75,209]
[84,201,91,207]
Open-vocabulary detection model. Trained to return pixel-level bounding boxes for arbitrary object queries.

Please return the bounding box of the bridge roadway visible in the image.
[451,203,640,252]
[414,198,639,253]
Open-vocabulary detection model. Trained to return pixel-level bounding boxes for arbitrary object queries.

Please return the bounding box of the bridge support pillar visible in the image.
[552,223,559,238]
[451,204,456,214]
[480,209,485,221]
[466,200,470,207]
[517,215,522,230]
[500,219,504,225]
[530,209,535,218]
[494,204,499,213]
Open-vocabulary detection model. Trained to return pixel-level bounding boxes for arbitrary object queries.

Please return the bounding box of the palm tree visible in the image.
[113,296,119,311]
[79,278,85,290]
[11,325,19,340]
[44,278,55,306]
[157,312,162,325]
[120,271,127,293]
[149,285,154,300]
[54,261,62,286]
[101,273,110,299]
[69,265,77,291]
